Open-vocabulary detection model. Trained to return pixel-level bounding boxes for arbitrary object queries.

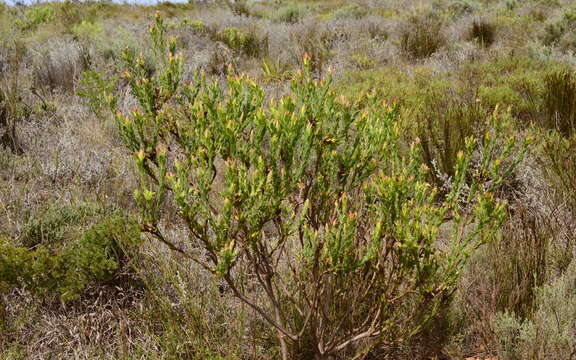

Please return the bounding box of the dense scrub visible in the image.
[1,0,576,359]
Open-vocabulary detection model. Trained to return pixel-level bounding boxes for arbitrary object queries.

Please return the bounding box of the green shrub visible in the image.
[112,15,525,359]
[216,26,267,57]
[351,53,375,70]
[56,0,84,31]
[400,14,446,59]
[449,0,481,15]
[330,4,368,20]
[181,18,208,33]
[364,21,388,41]
[261,57,292,82]
[19,201,105,249]
[71,20,103,43]
[77,69,117,120]
[468,19,496,47]
[273,3,305,24]
[2,208,141,301]
[542,21,565,46]
[13,4,56,32]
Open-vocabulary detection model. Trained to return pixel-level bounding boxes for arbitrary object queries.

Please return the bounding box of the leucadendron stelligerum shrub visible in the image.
[110,13,527,360]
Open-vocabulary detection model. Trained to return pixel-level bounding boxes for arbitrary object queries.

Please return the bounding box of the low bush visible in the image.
[12,4,56,32]
[32,40,90,93]
[216,26,268,58]
[400,14,446,59]
[416,97,487,189]
[0,80,23,154]
[351,53,375,70]
[274,3,305,24]
[2,205,141,301]
[71,20,103,44]
[19,201,105,249]
[180,18,208,34]
[77,69,117,120]
[330,4,368,20]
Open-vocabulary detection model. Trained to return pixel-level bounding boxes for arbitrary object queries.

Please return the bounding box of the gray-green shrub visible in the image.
[493,259,576,360]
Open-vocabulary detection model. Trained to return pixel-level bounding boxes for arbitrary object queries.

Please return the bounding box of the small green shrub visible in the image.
[468,19,496,47]
[417,100,480,187]
[77,69,117,120]
[400,15,446,59]
[449,0,481,15]
[542,21,565,46]
[351,53,375,70]
[0,76,26,154]
[216,26,267,57]
[273,3,305,24]
[364,21,388,41]
[330,4,368,20]
[13,4,56,32]
[261,57,292,82]
[71,20,103,43]
[2,208,141,301]
[506,0,518,11]
[56,0,84,31]
[32,42,90,93]
[19,201,105,249]
[181,18,208,33]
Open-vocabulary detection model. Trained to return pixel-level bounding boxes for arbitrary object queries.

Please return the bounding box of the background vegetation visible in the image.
[1,0,575,359]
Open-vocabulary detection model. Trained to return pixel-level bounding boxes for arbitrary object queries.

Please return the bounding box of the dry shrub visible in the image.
[0,82,23,154]
[416,95,488,189]
[225,0,252,18]
[0,40,26,155]
[33,40,90,93]
[400,14,446,59]
[454,205,550,354]
[539,130,576,219]
[542,70,576,137]
[468,18,496,47]
[290,22,331,74]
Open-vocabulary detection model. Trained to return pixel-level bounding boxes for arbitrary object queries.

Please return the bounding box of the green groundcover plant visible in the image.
[110,13,527,359]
